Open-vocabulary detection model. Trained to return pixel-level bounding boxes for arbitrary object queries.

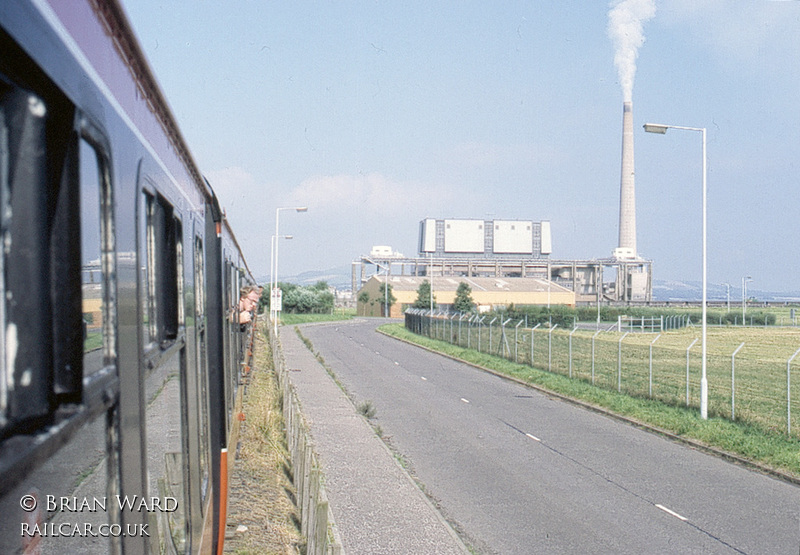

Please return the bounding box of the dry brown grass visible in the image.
[225,328,305,555]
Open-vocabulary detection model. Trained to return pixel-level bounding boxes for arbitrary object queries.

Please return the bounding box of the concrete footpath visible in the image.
[280,326,468,554]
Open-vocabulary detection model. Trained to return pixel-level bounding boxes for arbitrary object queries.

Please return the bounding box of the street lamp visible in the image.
[271,234,293,334]
[271,206,307,332]
[270,234,292,321]
[722,283,731,313]
[645,121,708,419]
[428,252,434,312]
[742,276,753,325]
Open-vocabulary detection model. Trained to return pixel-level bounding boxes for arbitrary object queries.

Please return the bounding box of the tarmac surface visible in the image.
[288,318,800,554]
[279,325,468,554]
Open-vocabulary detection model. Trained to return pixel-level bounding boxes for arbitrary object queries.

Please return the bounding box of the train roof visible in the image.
[15,0,252,279]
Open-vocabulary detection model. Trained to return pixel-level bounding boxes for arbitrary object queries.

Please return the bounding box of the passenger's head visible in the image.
[247,289,260,306]
[238,286,256,312]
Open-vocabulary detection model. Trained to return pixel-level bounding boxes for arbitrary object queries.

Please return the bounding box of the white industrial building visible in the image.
[353,217,652,306]
[418,218,551,258]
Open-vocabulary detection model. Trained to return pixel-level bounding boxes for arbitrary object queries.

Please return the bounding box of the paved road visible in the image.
[300,319,800,554]
[281,325,468,554]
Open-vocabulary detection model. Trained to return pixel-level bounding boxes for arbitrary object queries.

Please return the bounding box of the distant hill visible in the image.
[256,265,354,290]
[652,280,800,303]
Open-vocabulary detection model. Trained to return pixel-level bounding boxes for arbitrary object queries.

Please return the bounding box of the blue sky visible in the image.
[122,1,800,293]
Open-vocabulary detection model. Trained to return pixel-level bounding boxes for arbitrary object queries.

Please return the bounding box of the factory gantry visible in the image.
[353,218,652,307]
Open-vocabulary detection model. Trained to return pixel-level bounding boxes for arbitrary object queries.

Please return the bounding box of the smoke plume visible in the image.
[607,0,656,102]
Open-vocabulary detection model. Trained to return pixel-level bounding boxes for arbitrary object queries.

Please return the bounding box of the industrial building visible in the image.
[357,275,575,318]
[353,102,653,311]
[418,218,552,258]
[353,218,651,309]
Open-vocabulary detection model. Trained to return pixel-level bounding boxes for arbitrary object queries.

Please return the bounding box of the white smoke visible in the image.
[608,0,656,102]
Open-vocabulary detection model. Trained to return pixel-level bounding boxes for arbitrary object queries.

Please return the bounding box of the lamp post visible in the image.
[722,283,731,313]
[742,276,753,325]
[271,206,307,332]
[270,234,292,327]
[644,122,708,419]
[428,251,434,312]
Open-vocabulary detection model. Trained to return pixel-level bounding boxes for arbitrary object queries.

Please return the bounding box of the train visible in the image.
[0,1,256,553]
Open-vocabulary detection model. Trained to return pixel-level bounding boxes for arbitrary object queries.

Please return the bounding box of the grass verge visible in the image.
[380,323,800,481]
[225,328,304,554]
[279,309,355,326]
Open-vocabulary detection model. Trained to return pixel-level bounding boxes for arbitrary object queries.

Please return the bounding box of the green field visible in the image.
[423,318,800,434]
[277,308,356,326]
[388,319,800,478]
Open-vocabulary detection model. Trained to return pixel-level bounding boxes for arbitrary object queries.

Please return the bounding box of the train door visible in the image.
[186,225,211,549]
[0,40,121,553]
[138,185,189,552]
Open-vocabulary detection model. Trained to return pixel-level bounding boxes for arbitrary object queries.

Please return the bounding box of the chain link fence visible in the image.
[405,309,800,437]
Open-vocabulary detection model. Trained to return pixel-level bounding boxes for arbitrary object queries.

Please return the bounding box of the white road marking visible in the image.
[394,362,399,365]
[461,398,470,404]
[525,433,541,442]
[421,376,427,381]
[655,504,688,521]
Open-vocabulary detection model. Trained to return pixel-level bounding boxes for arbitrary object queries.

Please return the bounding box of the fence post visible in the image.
[787,347,800,435]
[686,338,699,407]
[649,334,661,398]
[489,317,497,354]
[515,320,523,363]
[592,329,601,385]
[530,323,541,366]
[618,332,629,393]
[731,342,745,420]
[548,324,559,372]
[501,318,512,357]
[569,327,578,378]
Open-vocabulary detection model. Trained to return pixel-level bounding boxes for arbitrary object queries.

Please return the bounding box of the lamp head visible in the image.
[643,123,668,134]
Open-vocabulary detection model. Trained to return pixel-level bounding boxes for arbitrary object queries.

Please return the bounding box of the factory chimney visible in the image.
[613,101,637,260]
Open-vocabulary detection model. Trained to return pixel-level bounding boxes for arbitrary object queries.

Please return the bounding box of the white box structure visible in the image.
[444,219,484,253]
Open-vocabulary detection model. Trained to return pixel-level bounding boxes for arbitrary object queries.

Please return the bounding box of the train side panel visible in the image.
[0,2,253,553]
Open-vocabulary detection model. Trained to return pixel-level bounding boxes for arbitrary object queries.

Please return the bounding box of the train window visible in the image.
[79,139,106,376]
[175,218,184,329]
[141,190,180,348]
[194,236,205,319]
[142,191,157,346]
[0,55,116,487]
[0,85,54,431]
[193,236,210,495]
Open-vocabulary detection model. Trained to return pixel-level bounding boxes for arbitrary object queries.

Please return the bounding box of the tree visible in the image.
[453,281,475,313]
[310,280,329,292]
[378,283,397,317]
[358,291,370,316]
[279,282,334,314]
[413,280,436,309]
